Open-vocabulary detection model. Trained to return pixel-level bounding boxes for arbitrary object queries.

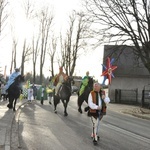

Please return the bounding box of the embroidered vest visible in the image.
[89,90,107,116]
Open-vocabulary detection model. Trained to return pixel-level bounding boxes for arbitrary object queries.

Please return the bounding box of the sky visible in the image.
[0,0,105,83]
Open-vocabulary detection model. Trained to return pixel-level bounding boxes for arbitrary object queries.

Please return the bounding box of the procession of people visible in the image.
[1,65,110,146]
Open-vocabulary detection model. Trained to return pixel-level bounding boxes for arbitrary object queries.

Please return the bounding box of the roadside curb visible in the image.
[122,111,150,120]
[4,100,27,150]
[132,113,150,120]
[108,103,150,120]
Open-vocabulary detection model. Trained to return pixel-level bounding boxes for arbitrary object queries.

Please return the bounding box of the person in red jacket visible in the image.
[88,82,110,144]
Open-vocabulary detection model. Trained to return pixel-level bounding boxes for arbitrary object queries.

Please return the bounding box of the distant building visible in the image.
[72,76,82,88]
[103,45,150,104]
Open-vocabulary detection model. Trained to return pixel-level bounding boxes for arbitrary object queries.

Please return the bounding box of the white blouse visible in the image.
[88,92,110,110]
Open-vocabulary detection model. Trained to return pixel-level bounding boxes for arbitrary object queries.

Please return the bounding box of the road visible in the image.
[11,95,150,150]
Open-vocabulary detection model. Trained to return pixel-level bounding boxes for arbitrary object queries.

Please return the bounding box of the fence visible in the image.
[142,84,150,108]
[115,88,138,104]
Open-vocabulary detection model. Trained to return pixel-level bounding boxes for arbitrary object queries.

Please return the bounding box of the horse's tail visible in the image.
[77,91,79,96]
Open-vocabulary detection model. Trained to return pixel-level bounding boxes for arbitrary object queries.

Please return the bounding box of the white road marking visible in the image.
[103,123,150,144]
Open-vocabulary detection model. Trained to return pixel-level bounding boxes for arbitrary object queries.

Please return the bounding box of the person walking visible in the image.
[48,76,54,104]
[31,83,37,100]
[88,82,110,144]
[37,84,47,105]
[27,86,33,103]
[1,83,7,101]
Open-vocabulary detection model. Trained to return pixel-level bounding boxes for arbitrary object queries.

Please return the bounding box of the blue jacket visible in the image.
[5,71,21,90]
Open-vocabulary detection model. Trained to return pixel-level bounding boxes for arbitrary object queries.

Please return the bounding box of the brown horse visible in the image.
[53,76,74,116]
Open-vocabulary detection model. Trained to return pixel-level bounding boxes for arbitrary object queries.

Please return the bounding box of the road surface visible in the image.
[11,95,150,150]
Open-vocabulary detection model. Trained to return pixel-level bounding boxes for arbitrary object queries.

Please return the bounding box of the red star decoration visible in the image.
[101,57,117,84]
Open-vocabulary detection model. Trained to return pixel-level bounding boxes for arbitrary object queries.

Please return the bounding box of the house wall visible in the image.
[108,76,150,103]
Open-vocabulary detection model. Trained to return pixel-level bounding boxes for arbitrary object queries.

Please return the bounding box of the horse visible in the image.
[77,77,94,114]
[7,75,25,111]
[53,76,74,116]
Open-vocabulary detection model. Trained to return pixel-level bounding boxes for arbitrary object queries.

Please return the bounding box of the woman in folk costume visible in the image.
[54,66,68,96]
[88,82,110,144]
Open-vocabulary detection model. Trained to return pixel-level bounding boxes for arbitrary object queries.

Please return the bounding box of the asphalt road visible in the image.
[11,95,150,150]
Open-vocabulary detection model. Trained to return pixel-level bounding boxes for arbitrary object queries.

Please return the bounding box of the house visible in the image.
[103,45,150,105]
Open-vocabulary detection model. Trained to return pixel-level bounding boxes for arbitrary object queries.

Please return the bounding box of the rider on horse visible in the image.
[79,71,90,96]
[5,68,21,91]
[54,66,68,96]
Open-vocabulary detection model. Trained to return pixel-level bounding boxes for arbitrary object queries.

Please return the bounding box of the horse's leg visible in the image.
[13,98,17,111]
[77,96,84,114]
[7,97,10,108]
[49,94,52,105]
[84,98,90,112]
[53,95,59,113]
[63,99,68,116]
[7,97,13,109]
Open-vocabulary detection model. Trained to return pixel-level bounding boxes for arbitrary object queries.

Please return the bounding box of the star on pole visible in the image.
[101,57,117,85]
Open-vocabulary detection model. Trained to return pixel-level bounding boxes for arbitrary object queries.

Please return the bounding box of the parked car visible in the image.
[71,85,79,94]
[30,84,41,90]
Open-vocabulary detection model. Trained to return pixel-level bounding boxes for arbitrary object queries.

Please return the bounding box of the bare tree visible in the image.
[22,0,34,19]
[0,64,3,76]
[61,11,91,76]
[10,37,17,74]
[84,0,150,73]
[37,6,54,83]
[20,0,34,75]
[20,39,32,75]
[32,33,40,83]
[0,0,8,36]
[47,35,57,77]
